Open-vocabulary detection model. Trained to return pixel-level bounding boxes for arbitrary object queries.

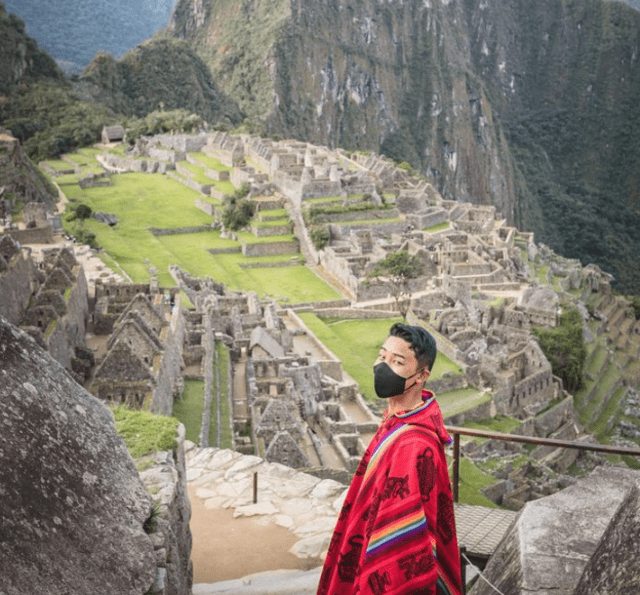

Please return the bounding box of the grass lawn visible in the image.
[179,160,215,185]
[235,230,297,244]
[423,221,450,233]
[188,152,233,172]
[438,388,492,418]
[173,379,205,444]
[156,233,337,302]
[257,208,287,219]
[298,313,464,400]
[62,173,213,284]
[41,159,75,171]
[455,457,500,507]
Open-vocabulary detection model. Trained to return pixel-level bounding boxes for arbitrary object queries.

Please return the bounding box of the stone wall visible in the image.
[138,424,193,595]
[195,199,216,216]
[5,226,54,244]
[328,219,405,240]
[149,226,211,236]
[241,240,299,257]
[95,282,151,301]
[155,134,207,154]
[166,171,210,195]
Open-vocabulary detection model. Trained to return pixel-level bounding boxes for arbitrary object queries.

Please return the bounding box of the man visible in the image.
[317,323,462,595]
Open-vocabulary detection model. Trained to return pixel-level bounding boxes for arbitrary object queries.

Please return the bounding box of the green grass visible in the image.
[41,159,75,172]
[298,314,464,400]
[257,208,287,219]
[456,457,500,508]
[464,415,523,435]
[61,171,218,284]
[303,195,344,205]
[178,160,215,185]
[235,230,297,244]
[188,152,233,172]
[579,363,620,427]
[112,405,180,457]
[211,178,236,196]
[172,379,205,444]
[252,218,291,228]
[154,232,334,302]
[423,221,450,233]
[210,342,233,449]
[438,388,492,418]
[592,386,627,440]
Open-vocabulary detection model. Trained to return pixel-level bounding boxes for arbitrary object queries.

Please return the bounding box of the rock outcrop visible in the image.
[469,465,640,595]
[0,315,157,595]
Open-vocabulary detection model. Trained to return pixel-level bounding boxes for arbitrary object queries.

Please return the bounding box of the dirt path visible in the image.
[188,486,322,584]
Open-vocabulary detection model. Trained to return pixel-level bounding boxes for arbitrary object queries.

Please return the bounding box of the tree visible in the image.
[368,250,422,319]
[221,183,254,231]
[532,307,587,393]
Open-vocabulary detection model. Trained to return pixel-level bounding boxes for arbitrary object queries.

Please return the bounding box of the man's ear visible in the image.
[418,367,431,383]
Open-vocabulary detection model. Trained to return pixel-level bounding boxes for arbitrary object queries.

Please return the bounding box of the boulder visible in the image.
[469,466,640,595]
[572,484,640,594]
[0,316,156,595]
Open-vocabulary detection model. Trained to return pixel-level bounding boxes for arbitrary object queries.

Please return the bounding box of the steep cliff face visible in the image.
[167,0,640,293]
[465,0,640,292]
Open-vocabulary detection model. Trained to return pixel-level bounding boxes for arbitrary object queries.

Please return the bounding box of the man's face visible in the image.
[375,335,420,380]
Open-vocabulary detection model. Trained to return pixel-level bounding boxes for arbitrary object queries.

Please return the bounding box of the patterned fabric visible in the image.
[317,391,462,595]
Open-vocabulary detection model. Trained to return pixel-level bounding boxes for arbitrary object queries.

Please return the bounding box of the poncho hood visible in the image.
[385,389,453,447]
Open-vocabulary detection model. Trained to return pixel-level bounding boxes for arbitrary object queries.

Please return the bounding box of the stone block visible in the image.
[572,485,640,595]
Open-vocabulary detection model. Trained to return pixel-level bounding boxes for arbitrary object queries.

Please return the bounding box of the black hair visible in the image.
[388,323,437,372]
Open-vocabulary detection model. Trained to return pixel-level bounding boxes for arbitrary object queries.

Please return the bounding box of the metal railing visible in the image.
[445,425,640,503]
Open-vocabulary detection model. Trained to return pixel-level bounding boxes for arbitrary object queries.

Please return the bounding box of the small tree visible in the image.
[368,250,422,319]
[221,183,254,231]
[532,307,587,393]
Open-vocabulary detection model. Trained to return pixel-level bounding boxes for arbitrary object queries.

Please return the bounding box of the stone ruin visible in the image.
[89,279,184,416]
[0,237,90,381]
[7,130,639,506]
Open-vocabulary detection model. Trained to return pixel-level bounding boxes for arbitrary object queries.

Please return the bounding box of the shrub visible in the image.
[310,225,331,250]
[221,183,254,231]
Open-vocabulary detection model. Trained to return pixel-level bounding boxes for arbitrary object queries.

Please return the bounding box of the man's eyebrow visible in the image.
[380,346,406,360]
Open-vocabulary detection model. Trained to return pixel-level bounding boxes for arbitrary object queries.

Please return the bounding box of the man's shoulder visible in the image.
[395,424,443,449]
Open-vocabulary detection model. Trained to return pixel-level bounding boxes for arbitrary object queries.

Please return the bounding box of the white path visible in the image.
[186,443,347,593]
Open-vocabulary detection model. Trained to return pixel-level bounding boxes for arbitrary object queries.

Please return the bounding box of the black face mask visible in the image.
[373,362,422,399]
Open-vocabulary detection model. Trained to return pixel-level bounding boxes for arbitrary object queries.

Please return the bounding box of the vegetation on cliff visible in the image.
[77,37,243,125]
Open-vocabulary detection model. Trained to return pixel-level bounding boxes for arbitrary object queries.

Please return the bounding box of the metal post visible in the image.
[453,433,460,503]
[253,471,258,504]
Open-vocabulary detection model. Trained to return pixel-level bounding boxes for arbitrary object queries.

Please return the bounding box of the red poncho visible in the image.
[317,391,462,595]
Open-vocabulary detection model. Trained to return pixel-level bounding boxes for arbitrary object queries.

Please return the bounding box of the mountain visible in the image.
[165,0,640,294]
[76,37,243,125]
[0,0,62,92]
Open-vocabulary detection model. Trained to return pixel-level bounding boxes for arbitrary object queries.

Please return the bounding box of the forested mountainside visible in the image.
[0,2,241,161]
[165,0,640,294]
[76,38,242,125]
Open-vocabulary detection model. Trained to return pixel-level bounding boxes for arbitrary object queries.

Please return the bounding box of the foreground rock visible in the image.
[469,466,640,595]
[0,316,157,595]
